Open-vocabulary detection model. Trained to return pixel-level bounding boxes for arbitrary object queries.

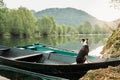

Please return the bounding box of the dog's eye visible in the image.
[82,39,85,42]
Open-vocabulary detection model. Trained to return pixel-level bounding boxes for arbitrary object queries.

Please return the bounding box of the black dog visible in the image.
[76,38,89,64]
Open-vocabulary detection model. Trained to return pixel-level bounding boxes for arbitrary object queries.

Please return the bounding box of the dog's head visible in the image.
[81,38,88,45]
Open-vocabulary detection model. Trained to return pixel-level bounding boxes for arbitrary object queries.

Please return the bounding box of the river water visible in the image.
[0,34,110,80]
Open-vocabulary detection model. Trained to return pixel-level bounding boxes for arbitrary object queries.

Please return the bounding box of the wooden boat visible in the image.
[0,65,68,80]
[0,45,120,80]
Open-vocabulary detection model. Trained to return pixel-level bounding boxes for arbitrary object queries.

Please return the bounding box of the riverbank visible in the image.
[0,75,9,80]
[80,65,120,80]
[80,45,120,80]
[89,45,104,57]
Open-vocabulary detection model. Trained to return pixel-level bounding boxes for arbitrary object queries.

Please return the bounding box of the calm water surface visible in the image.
[0,34,110,80]
[0,34,109,51]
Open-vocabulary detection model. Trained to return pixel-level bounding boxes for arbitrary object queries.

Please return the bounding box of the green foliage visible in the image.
[93,24,101,34]
[69,27,78,35]
[36,16,56,36]
[0,7,37,38]
[78,21,93,34]
[83,21,92,34]
[0,8,8,36]
[8,9,22,37]
[56,25,63,35]
[78,21,111,34]
[55,25,78,36]
[0,7,111,38]
[17,7,37,37]
[8,7,36,37]
[61,25,67,35]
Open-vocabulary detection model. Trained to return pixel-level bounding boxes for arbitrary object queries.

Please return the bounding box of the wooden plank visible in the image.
[0,45,10,51]
[10,53,43,60]
[0,48,10,51]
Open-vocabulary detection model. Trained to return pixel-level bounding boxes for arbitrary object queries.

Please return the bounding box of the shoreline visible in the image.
[89,46,104,57]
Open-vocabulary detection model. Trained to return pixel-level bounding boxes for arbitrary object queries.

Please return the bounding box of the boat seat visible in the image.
[11,53,43,60]
[47,53,76,64]
[0,48,10,51]
[41,50,56,60]
[0,48,10,54]
[42,50,55,54]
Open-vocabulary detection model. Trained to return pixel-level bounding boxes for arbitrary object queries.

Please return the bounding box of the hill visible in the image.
[33,8,105,27]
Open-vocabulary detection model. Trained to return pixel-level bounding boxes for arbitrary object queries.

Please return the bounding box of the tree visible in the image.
[67,27,78,35]
[8,9,22,37]
[84,21,92,34]
[93,24,101,34]
[0,8,8,36]
[78,21,93,34]
[56,25,63,35]
[37,16,56,37]
[61,25,67,35]
[49,16,56,35]
[8,7,37,37]
[78,25,84,34]
[18,7,37,37]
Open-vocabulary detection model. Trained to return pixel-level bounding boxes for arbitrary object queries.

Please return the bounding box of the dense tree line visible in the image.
[0,7,111,38]
[77,21,111,34]
[0,7,79,38]
[9,7,37,37]
[0,7,37,38]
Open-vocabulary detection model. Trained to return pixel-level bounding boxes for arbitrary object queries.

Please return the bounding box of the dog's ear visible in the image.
[82,39,85,42]
[85,38,88,44]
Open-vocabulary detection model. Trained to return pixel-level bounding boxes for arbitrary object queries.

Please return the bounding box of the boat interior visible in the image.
[16,52,77,64]
[1,45,119,65]
[0,45,76,64]
[17,44,77,56]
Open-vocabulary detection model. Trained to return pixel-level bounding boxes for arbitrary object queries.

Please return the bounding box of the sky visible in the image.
[3,0,120,21]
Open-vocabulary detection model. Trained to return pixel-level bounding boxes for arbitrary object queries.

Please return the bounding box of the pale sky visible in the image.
[3,0,120,21]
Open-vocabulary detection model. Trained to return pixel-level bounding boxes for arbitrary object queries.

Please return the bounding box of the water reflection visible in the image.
[0,34,109,51]
[0,36,74,47]
[56,34,109,51]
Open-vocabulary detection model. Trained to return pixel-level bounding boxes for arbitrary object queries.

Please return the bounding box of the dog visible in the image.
[76,38,89,64]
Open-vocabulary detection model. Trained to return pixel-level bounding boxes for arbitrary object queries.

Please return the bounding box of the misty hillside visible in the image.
[33,8,105,26]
